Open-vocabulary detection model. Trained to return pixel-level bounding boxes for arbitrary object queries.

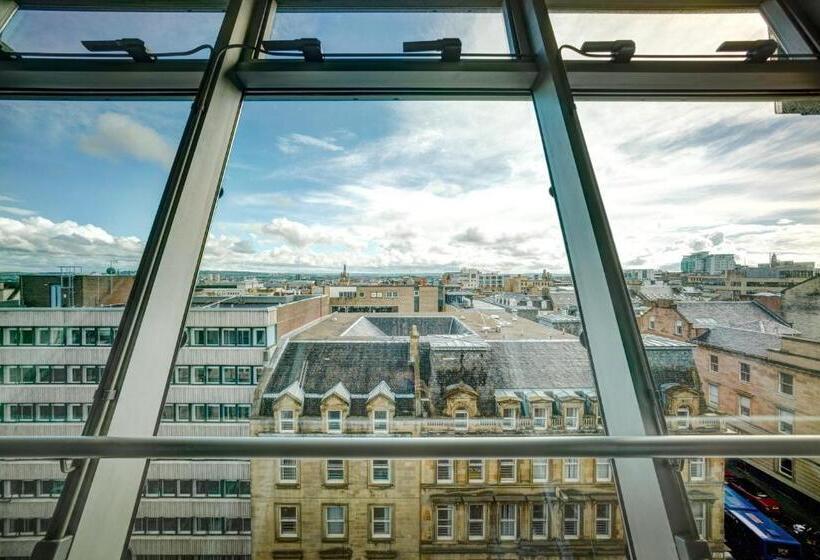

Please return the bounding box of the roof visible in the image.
[637,285,675,302]
[676,301,796,336]
[695,327,781,358]
[642,334,695,348]
[547,290,578,309]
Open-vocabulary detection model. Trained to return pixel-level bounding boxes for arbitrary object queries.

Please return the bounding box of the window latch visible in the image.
[82,38,155,63]
[403,38,462,62]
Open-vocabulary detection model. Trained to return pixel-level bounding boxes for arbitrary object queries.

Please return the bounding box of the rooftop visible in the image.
[676,301,796,336]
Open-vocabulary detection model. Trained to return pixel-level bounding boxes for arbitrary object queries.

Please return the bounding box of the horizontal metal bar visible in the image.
[0,59,205,98]
[2,58,818,99]
[1,435,819,459]
[566,59,820,100]
[235,58,538,93]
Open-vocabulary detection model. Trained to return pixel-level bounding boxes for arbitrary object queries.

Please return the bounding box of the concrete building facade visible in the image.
[0,295,328,560]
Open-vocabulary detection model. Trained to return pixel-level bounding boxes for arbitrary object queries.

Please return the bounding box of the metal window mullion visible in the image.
[518,2,708,559]
[761,0,816,54]
[0,0,16,31]
[29,2,271,560]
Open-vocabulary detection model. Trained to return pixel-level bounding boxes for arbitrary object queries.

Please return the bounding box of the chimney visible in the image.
[410,324,422,415]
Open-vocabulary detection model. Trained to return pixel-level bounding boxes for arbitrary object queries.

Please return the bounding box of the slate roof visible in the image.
[676,301,796,335]
[363,316,472,336]
[638,285,675,302]
[547,290,578,310]
[695,327,781,358]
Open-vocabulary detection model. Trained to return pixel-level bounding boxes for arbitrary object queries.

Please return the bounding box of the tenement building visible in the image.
[251,311,725,559]
[0,292,328,560]
[638,300,820,504]
[321,285,440,314]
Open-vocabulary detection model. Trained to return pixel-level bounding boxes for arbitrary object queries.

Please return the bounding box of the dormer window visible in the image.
[502,407,517,430]
[372,409,389,434]
[326,410,343,433]
[565,406,580,431]
[533,406,547,430]
[454,409,469,432]
[279,410,296,433]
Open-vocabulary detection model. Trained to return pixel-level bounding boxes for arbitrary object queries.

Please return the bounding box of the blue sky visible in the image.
[1,9,818,274]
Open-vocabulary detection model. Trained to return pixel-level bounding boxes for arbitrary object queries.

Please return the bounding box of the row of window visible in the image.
[1,403,250,423]
[273,457,708,486]
[708,354,795,396]
[183,327,268,348]
[161,404,251,422]
[276,406,595,435]
[706,385,796,433]
[132,517,251,535]
[0,326,269,348]
[1,326,118,347]
[0,364,263,385]
[0,478,251,499]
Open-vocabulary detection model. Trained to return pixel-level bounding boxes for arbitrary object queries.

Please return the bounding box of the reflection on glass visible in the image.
[577,99,820,559]
[1,9,223,56]
[270,10,511,54]
[0,100,188,557]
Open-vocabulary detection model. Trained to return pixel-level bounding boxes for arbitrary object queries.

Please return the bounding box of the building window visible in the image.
[778,458,794,478]
[279,459,298,484]
[595,503,612,539]
[468,504,485,540]
[691,502,707,539]
[739,362,751,383]
[689,458,706,481]
[279,409,296,433]
[371,506,392,539]
[777,408,794,434]
[674,320,683,336]
[371,460,391,484]
[324,505,346,539]
[499,503,517,540]
[454,409,469,431]
[502,407,517,430]
[436,460,453,484]
[563,503,581,539]
[565,405,580,430]
[278,506,298,539]
[532,406,547,429]
[533,458,549,483]
[499,459,517,483]
[595,458,612,482]
[675,406,690,429]
[372,409,389,433]
[649,316,656,330]
[326,460,345,484]
[710,354,719,373]
[779,372,794,396]
[326,410,343,433]
[532,502,548,539]
[468,459,484,483]
[436,505,453,540]
[563,458,580,482]
[738,395,751,418]
[708,383,719,406]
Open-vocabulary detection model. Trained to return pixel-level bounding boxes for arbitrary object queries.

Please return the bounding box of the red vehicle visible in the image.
[728,477,782,517]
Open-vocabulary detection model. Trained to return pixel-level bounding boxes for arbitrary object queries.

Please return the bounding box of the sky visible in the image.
[1,9,819,274]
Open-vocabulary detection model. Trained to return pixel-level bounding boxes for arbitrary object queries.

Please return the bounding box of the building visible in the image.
[20,272,136,308]
[323,285,440,313]
[250,311,725,559]
[545,288,579,316]
[781,276,820,341]
[503,271,552,295]
[0,294,328,560]
[623,268,658,284]
[488,292,548,320]
[680,252,736,275]
[637,300,820,504]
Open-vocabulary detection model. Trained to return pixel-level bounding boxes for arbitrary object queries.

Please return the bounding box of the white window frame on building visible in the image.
[595,458,612,482]
[467,503,485,540]
[279,409,296,433]
[563,458,580,482]
[278,505,299,539]
[436,505,454,541]
[499,459,517,483]
[691,502,707,539]
[278,459,298,484]
[532,502,548,539]
[468,459,484,483]
[323,505,347,539]
[778,458,795,478]
[739,362,751,383]
[533,458,549,483]
[595,503,612,539]
[674,320,683,336]
[499,503,517,540]
[563,503,581,540]
[675,406,690,430]
[689,458,706,481]
[708,383,719,407]
[326,410,344,433]
[502,406,517,430]
[778,408,795,434]
[532,406,548,430]
[372,409,389,434]
[779,372,795,396]
[325,460,346,485]
[454,409,469,431]
[565,405,580,431]
[436,459,453,484]
[738,395,752,418]
[371,505,392,539]
[710,354,719,373]
[371,460,391,485]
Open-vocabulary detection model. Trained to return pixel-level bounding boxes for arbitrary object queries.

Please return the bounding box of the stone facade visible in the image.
[782,276,820,341]
[324,285,439,314]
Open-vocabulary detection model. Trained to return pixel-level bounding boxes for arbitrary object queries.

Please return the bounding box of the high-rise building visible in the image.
[680,252,736,275]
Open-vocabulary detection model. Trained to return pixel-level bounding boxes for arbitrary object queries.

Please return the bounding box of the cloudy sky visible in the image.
[1,8,818,274]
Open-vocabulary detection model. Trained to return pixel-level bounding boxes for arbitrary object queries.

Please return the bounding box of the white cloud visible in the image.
[277,133,343,154]
[79,112,175,167]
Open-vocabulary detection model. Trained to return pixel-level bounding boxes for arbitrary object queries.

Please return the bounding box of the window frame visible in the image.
[278,505,299,539]
[370,505,392,540]
[436,504,454,541]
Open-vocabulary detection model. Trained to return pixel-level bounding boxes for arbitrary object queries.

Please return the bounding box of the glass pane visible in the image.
[576,98,820,559]
[551,10,772,57]
[0,99,189,557]
[0,9,223,57]
[269,9,511,54]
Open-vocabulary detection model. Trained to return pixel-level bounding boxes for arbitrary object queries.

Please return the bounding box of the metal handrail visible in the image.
[1,435,819,459]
